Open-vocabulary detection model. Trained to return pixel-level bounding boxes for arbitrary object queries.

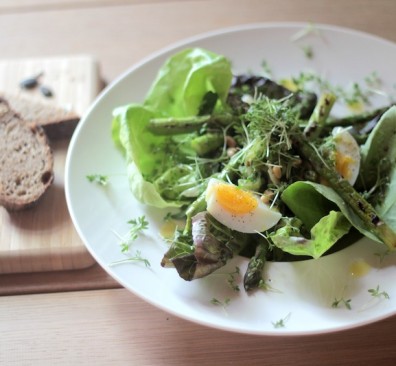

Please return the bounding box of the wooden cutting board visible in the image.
[0,55,103,273]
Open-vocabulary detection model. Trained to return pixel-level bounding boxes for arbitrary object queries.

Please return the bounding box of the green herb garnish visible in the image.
[110,250,151,267]
[86,174,109,186]
[331,297,352,310]
[120,216,149,252]
[272,313,291,328]
[210,297,231,314]
[301,45,314,59]
[368,285,390,300]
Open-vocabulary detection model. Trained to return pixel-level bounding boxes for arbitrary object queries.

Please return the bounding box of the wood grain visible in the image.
[1,288,396,366]
[1,0,395,83]
[0,0,180,14]
[0,263,120,295]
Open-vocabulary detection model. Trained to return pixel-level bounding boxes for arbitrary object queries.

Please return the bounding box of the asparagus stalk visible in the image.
[147,114,235,135]
[191,132,224,156]
[243,240,268,291]
[230,74,318,119]
[325,105,391,128]
[303,93,336,139]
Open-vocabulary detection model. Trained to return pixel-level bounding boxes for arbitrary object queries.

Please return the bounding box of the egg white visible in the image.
[332,127,361,185]
[205,178,282,233]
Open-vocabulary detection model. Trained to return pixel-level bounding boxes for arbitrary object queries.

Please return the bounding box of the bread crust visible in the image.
[0,92,80,139]
[0,98,54,211]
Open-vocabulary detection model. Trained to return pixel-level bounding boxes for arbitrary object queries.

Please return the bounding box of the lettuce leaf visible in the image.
[126,162,182,208]
[359,106,396,231]
[112,104,162,176]
[282,180,379,243]
[111,48,233,207]
[270,211,351,259]
[280,181,337,231]
[144,48,233,116]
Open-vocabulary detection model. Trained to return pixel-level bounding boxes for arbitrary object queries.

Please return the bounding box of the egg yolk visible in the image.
[335,151,354,180]
[214,184,258,215]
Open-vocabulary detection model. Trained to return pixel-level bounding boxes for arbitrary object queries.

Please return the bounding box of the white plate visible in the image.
[65,22,396,335]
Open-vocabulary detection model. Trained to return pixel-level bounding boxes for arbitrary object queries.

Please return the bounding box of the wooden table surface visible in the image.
[2,1,396,365]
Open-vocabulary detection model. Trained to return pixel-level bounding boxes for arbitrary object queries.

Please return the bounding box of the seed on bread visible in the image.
[0,98,54,211]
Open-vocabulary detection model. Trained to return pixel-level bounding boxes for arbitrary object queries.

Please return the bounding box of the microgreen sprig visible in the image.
[301,45,314,59]
[120,216,149,253]
[368,285,390,300]
[110,216,150,268]
[290,22,323,42]
[86,174,109,186]
[272,312,291,328]
[331,297,352,310]
[210,297,231,315]
[110,250,151,268]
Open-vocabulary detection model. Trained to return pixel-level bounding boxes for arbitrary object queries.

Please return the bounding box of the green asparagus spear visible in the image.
[243,240,268,291]
[147,114,235,135]
[230,74,318,119]
[191,132,224,156]
[303,93,336,139]
[325,105,391,128]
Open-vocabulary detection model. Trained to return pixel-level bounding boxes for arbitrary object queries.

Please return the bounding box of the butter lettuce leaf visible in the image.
[270,211,351,259]
[280,181,336,231]
[112,104,161,176]
[272,181,353,258]
[126,162,179,208]
[144,48,232,117]
[282,180,379,243]
[111,48,233,207]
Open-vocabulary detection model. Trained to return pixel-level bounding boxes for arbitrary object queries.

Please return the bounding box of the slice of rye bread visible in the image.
[0,98,54,211]
[0,92,80,139]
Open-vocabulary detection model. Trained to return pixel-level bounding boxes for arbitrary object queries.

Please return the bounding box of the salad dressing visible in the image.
[160,220,185,239]
[349,259,371,278]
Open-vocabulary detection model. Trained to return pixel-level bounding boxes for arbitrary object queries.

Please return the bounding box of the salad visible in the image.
[111,48,396,292]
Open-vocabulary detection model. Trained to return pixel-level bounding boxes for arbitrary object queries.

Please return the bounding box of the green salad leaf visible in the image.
[270,211,351,259]
[359,106,396,230]
[111,48,233,207]
[144,48,233,117]
[280,181,337,231]
[281,180,379,243]
[270,181,351,258]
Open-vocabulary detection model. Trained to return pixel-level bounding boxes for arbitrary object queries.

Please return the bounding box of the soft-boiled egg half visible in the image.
[205,178,282,233]
[332,127,361,185]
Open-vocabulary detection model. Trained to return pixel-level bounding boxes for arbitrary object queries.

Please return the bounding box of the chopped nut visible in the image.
[260,189,275,204]
[226,147,238,157]
[268,165,282,185]
[225,135,237,148]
